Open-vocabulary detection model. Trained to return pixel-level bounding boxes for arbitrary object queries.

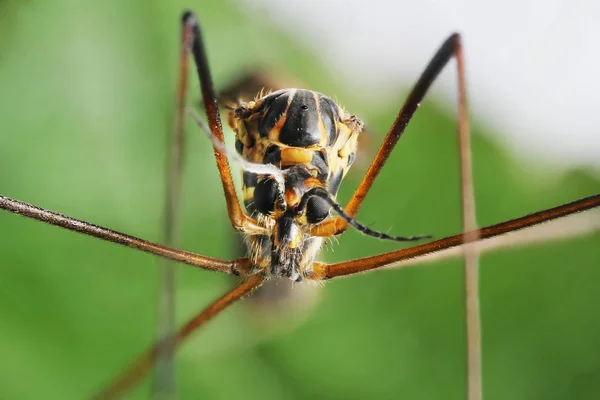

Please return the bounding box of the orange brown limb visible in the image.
[311,35,469,241]
[324,194,600,279]
[184,12,265,235]
[0,195,252,275]
[152,13,195,396]
[310,216,348,237]
[343,33,466,225]
[93,274,265,400]
[451,35,482,400]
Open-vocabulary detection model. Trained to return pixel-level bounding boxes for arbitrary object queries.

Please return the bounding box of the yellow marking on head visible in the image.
[285,187,301,208]
[304,177,323,189]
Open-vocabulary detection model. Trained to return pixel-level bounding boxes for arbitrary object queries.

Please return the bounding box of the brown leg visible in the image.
[152,15,194,398]
[310,195,600,280]
[185,12,265,235]
[311,34,469,238]
[0,195,253,275]
[452,38,482,400]
[93,274,265,400]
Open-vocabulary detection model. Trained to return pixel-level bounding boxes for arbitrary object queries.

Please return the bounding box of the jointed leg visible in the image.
[311,34,467,238]
[184,12,265,235]
[93,274,265,400]
[452,37,482,400]
[0,195,253,275]
[415,35,485,400]
[308,194,600,280]
[152,15,195,398]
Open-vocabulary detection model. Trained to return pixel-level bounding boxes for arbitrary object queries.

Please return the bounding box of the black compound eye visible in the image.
[306,196,331,223]
[254,178,278,215]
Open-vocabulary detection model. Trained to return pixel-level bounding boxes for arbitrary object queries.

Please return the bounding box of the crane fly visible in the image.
[1,9,599,399]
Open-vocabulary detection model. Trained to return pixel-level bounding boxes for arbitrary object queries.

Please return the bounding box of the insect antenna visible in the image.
[324,193,600,279]
[301,187,431,242]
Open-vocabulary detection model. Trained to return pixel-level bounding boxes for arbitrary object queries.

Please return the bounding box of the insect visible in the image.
[1,5,600,400]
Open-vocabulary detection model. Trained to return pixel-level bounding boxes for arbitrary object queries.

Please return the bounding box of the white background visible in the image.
[242,0,600,170]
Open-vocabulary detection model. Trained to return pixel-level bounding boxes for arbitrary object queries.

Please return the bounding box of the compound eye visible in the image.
[254,178,278,215]
[306,196,331,223]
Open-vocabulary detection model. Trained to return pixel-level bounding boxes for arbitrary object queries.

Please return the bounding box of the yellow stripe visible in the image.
[313,91,328,147]
[242,186,255,202]
[280,147,313,166]
[268,89,295,143]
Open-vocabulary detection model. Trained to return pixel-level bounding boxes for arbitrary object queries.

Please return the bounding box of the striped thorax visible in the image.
[228,89,363,281]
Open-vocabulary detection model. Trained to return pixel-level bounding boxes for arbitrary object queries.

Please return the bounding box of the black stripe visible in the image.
[348,152,356,166]
[243,172,258,188]
[257,90,290,138]
[279,90,321,147]
[318,95,340,145]
[328,169,344,196]
[263,144,282,165]
[235,139,244,155]
[311,150,329,179]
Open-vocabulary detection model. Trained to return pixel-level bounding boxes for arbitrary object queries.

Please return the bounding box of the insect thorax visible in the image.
[229,89,363,281]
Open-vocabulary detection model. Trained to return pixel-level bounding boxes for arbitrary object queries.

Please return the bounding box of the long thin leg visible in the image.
[87,193,600,398]
[152,14,194,399]
[311,34,466,238]
[332,210,600,272]
[307,194,600,280]
[184,11,265,235]
[93,274,264,400]
[452,37,482,400]
[0,195,252,275]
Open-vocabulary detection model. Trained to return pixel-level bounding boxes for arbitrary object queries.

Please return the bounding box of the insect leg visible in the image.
[308,194,600,280]
[310,34,468,238]
[184,11,265,235]
[152,14,195,399]
[93,273,265,400]
[447,36,483,400]
[0,195,252,275]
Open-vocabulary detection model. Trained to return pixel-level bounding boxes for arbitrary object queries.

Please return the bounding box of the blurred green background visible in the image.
[1,1,599,399]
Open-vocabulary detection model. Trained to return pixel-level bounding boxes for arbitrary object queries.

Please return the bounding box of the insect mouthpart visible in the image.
[264,166,327,281]
[268,213,309,282]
